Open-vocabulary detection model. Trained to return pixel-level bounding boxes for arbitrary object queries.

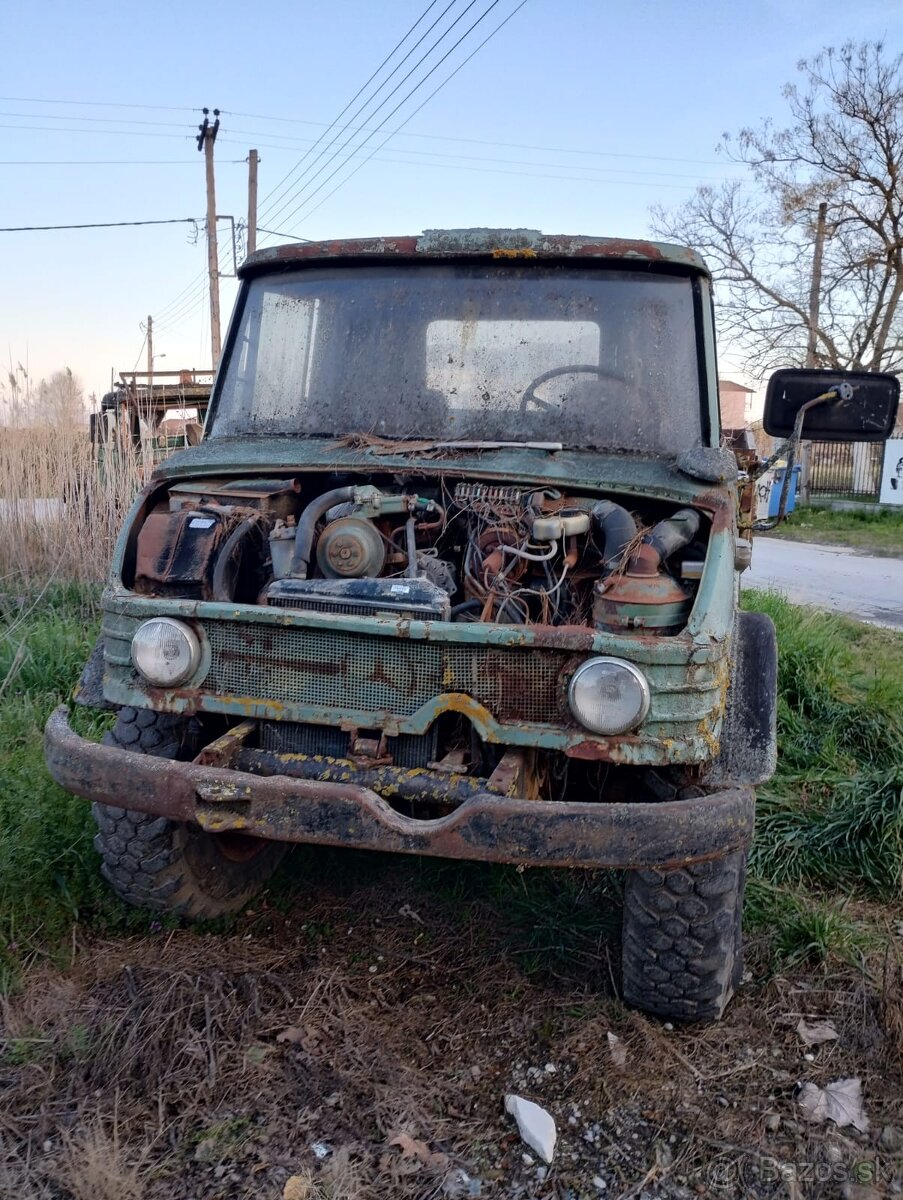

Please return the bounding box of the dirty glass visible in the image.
[210,264,703,452]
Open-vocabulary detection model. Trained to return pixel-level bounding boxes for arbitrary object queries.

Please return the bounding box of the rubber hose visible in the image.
[643,508,701,564]
[289,486,356,578]
[592,499,638,573]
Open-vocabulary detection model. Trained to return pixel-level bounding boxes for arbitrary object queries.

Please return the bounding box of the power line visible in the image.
[0,122,196,140]
[264,0,507,234]
[256,225,313,242]
[0,95,199,113]
[0,109,197,129]
[274,0,527,237]
[0,92,730,166]
[225,115,728,168]
[0,217,202,232]
[220,133,738,183]
[259,0,471,224]
[0,158,245,166]
[258,0,444,214]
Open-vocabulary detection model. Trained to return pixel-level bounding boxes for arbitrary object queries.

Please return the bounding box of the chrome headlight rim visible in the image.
[130,617,204,687]
[567,656,651,736]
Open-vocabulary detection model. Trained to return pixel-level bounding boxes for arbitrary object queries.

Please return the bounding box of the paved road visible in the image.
[743,537,903,629]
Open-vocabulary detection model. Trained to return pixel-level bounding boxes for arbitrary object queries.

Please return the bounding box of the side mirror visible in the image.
[764,368,899,443]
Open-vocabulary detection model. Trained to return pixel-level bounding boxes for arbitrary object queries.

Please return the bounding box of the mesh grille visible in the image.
[275,597,442,621]
[258,721,438,767]
[205,622,569,724]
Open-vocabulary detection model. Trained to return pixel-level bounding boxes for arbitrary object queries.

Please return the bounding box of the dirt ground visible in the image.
[2,853,901,1200]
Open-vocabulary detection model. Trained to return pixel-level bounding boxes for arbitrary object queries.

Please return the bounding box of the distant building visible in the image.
[718,379,754,430]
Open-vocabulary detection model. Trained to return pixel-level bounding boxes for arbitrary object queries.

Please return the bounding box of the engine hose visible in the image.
[642,508,701,565]
[211,515,261,602]
[592,499,638,573]
[289,486,356,578]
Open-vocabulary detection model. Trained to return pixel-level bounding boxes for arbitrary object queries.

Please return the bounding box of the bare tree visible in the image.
[652,42,903,377]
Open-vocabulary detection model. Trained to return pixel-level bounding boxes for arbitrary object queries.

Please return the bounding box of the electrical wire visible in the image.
[0,93,730,166]
[260,0,486,226]
[0,158,246,166]
[0,217,202,232]
[276,0,528,235]
[257,0,445,214]
[263,0,508,236]
[216,126,736,182]
[0,95,200,113]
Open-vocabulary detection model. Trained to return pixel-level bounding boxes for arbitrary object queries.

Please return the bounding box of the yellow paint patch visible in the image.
[491,247,537,258]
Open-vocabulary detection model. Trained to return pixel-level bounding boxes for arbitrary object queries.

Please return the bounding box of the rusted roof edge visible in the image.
[240,229,710,277]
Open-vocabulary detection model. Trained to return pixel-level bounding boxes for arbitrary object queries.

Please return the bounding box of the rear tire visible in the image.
[92,707,287,920]
[621,849,746,1022]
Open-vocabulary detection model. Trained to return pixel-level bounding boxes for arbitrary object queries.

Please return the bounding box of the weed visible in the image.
[744,590,903,897]
[765,503,903,556]
[745,879,878,969]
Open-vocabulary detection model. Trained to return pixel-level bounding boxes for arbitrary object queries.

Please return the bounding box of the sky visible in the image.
[2,0,901,405]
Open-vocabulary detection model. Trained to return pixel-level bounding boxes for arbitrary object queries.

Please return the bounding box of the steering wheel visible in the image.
[520,364,625,414]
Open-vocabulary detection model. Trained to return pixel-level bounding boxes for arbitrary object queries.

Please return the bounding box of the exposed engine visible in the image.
[131,475,709,634]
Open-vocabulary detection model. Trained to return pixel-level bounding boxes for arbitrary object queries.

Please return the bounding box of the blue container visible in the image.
[768,465,801,517]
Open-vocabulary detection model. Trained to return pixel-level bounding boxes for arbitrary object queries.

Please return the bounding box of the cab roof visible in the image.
[240,228,710,278]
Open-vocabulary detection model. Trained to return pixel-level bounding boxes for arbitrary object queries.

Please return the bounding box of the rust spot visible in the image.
[692,488,734,534]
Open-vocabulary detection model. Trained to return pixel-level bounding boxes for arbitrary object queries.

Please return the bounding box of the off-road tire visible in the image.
[621,849,746,1022]
[92,707,287,920]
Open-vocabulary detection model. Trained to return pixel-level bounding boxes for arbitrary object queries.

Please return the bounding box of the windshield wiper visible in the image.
[339,434,563,454]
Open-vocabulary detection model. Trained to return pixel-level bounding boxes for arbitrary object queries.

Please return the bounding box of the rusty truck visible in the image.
[46,230,900,1020]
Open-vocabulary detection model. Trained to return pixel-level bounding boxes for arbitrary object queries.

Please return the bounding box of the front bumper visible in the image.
[46,706,754,870]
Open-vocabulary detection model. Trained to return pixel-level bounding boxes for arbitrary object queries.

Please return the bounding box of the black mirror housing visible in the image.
[763,368,899,442]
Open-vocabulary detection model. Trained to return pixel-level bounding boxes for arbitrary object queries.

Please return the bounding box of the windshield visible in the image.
[210,263,703,452]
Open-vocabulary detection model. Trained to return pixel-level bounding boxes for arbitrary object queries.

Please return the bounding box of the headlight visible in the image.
[567,657,650,735]
[131,618,202,686]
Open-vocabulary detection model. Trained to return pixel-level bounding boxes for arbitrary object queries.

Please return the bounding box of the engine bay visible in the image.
[129,473,710,635]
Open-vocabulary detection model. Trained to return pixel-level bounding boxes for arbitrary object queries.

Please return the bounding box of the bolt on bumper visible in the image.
[45,706,754,871]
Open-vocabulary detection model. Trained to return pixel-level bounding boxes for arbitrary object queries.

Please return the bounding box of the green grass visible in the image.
[0,584,900,988]
[764,504,903,556]
[0,584,133,986]
[744,590,903,899]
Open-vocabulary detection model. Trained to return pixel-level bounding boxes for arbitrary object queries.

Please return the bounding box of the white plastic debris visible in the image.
[504,1094,557,1164]
[607,1031,628,1069]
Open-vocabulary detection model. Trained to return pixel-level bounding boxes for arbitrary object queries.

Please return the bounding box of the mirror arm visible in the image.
[744,389,836,532]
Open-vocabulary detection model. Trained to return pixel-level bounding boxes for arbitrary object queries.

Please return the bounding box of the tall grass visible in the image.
[0,424,148,587]
[744,590,903,896]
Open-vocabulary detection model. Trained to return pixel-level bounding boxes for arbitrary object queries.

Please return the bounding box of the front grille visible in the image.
[274,597,442,621]
[204,621,570,725]
[259,720,439,767]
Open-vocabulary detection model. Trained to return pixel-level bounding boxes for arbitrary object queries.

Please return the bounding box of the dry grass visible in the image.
[2,869,902,1199]
[0,423,148,586]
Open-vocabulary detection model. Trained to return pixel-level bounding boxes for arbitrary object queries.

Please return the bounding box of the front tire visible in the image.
[92,707,287,920]
[621,849,746,1022]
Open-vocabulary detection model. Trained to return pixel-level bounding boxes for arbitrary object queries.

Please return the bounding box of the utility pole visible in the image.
[799,200,829,504]
[197,107,222,368]
[146,314,153,405]
[247,149,259,256]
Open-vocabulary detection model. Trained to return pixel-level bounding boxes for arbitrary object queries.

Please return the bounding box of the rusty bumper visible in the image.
[45,707,754,870]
